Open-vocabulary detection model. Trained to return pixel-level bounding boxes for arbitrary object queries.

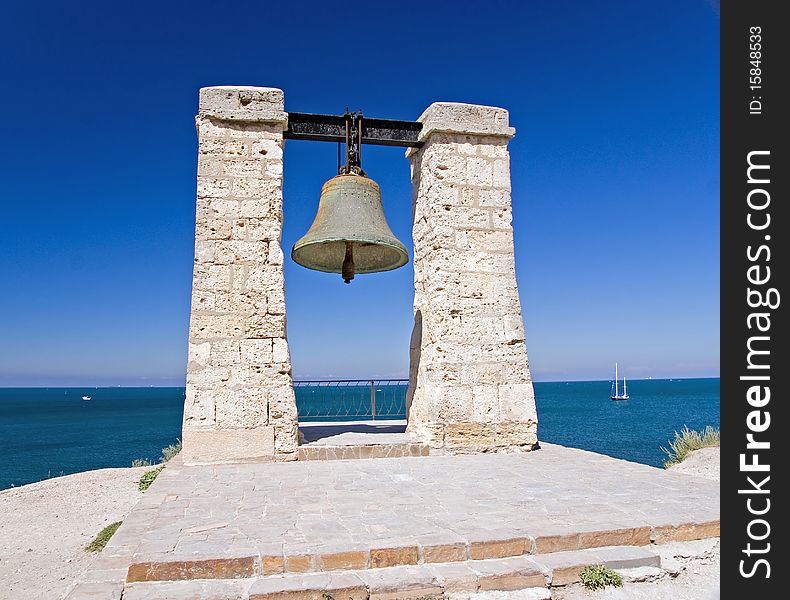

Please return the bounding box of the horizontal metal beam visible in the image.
[284,112,422,148]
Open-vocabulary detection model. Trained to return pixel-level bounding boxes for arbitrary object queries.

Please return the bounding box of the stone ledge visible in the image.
[417,102,515,142]
[127,556,257,583]
[198,86,288,125]
[651,520,720,543]
[533,526,652,554]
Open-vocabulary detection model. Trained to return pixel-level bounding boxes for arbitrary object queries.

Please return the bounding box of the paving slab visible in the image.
[533,545,660,586]
[83,443,717,588]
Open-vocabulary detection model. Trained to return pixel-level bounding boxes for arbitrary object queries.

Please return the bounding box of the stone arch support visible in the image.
[405,102,538,452]
[182,86,298,464]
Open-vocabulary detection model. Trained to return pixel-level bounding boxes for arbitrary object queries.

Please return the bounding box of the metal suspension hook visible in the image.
[340,110,365,176]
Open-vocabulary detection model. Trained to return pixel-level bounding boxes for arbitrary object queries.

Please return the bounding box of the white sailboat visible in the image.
[610,363,629,401]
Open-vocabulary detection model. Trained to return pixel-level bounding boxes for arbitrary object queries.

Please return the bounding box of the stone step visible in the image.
[120,545,661,599]
[297,442,430,461]
[125,520,717,584]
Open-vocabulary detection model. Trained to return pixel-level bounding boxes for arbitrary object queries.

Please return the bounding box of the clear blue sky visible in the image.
[0,0,719,386]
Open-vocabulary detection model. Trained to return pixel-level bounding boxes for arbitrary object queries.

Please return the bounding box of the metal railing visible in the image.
[293,379,409,422]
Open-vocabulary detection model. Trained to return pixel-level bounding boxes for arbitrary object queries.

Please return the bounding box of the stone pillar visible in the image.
[182,86,298,464]
[406,102,538,452]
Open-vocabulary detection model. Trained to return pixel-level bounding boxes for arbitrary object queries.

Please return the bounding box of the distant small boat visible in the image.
[610,363,629,401]
[82,395,91,401]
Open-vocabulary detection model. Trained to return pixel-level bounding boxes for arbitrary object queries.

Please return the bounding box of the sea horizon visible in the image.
[0,375,722,389]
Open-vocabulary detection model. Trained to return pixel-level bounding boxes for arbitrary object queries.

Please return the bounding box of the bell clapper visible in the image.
[342,241,355,284]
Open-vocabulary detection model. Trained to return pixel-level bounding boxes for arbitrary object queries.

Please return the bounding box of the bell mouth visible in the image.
[291,238,408,275]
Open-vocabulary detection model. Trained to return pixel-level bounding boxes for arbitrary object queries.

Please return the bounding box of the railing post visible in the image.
[370,380,376,421]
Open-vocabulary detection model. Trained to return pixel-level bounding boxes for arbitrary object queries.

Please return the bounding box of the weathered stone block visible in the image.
[417,102,515,141]
[245,264,283,291]
[199,137,251,157]
[466,157,494,186]
[493,158,511,189]
[183,388,216,427]
[245,314,286,338]
[195,219,232,241]
[479,188,510,207]
[443,422,499,448]
[221,159,261,177]
[240,338,273,365]
[240,198,275,218]
[214,240,269,264]
[317,549,369,571]
[215,388,269,428]
[193,265,233,291]
[252,138,283,160]
[247,217,284,242]
[532,533,581,554]
[499,383,536,421]
[284,553,314,573]
[205,198,241,219]
[213,290,265,315]
[473,556,546,591]
[190,314,243,339]
[197,177,232,198]
[370,545,419,568]
[577,527,652,550]
[186,366,231,387]
[198,86,287,124]
[651,520,720,543]
[181,427,275,464]
[463,230,514,254]
[231,177,280,199]
[471,538,529,561]
[187,342,211,367]
[421,542,467,563]
[472,385,501,422]
[262,553,285,576]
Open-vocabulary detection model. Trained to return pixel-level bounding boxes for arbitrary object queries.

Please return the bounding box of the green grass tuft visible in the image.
[662,425,720,468]
[85,521,122,553]
[161,440,182,463]
[579,564,623,590]
[138,464,165,491]
[131,458,153,467]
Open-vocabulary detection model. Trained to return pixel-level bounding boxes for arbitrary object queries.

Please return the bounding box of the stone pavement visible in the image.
[67,443,719,598]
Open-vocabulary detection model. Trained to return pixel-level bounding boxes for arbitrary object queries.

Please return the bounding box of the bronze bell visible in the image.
[291,174,408,283]
[291,110,408,283]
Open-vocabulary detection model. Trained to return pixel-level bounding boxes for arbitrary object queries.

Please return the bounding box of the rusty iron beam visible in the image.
[284,112,422,148]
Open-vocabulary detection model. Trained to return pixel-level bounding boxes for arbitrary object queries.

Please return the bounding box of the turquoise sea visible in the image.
[0,378,719,490]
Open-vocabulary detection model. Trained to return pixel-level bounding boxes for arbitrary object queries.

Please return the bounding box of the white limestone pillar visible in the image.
[406,102,538,452]
[182,86,298,464]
